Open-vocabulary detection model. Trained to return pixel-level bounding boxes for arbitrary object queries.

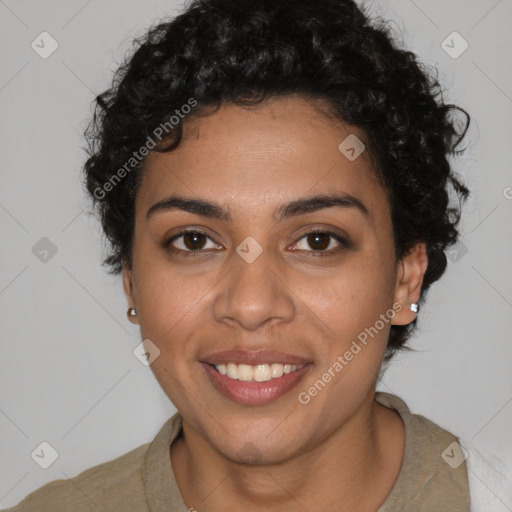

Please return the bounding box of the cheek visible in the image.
[132,267,207,398]
[302,275,393,413]
[132,261,204,355]
[305,254,394,334]
[300,253,396,393]
[132,234,204,324]
[146,287,197,330]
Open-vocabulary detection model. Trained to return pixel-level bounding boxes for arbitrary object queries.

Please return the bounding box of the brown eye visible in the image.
[292,230,350,255]
[181,231,208,250]
[306,232,331,251]
[164,230,221,255]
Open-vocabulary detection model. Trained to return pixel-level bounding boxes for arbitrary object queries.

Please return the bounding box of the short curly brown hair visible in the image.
[83,0,470,360]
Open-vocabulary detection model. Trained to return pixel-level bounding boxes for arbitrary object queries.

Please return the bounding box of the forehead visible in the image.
[137,96,387,222]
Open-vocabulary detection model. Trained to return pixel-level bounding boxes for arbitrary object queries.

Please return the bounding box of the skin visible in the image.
[123,95,428,511]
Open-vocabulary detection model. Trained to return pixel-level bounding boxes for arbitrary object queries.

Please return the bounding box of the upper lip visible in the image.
[201,349,311,366]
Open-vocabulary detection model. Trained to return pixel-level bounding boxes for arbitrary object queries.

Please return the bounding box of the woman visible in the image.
[7,0,501,510]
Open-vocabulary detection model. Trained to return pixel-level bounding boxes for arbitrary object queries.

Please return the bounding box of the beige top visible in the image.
[5,392,470,511]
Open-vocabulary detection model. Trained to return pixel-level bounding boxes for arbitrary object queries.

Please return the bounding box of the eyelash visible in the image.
[162,229,351,258]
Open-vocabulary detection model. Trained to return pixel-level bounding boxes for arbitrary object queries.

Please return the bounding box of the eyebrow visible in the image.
[146,193,368,222]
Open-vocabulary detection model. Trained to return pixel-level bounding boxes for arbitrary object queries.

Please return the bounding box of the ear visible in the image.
[391,243,428,326]
[123,264,139,324]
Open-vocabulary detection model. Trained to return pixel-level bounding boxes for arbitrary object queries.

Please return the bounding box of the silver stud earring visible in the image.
[127,308,137,319]
[410,303,419,313]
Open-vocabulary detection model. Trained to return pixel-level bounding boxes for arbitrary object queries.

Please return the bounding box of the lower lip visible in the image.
[202,363,312,405]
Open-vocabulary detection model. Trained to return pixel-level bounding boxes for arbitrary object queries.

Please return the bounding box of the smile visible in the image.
[202,363,311,405]
[214,363,306,382]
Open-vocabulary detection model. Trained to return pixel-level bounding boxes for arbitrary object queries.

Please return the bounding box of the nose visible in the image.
[212,244,295,331]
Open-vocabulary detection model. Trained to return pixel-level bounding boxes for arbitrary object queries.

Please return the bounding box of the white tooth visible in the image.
[238,364,254,381]
[254,364,272,382]
[227,363,239,379]
[270,363,284,378]
[221,362,303,381]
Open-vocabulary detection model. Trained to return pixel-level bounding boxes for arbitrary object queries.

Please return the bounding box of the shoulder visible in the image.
[3,442,150,512]
[378,392,512,511]
[375,391,470,510]
[376,391,465,454]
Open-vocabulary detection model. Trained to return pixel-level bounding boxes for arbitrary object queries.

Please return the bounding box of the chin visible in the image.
[206,424,307,466]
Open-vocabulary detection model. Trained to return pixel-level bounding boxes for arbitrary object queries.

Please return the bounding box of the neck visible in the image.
[170,390,404,512]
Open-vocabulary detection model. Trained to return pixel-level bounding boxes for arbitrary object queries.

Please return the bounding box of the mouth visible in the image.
[213,362,306,381]
[200,349,312,405]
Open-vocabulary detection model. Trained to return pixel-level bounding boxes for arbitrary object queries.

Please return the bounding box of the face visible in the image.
[123,95,425,464]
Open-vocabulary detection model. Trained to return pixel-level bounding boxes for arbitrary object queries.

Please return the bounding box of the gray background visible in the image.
[1,0,511,508]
